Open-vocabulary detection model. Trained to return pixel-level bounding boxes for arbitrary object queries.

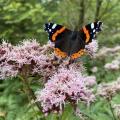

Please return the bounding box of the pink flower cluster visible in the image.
[85,40,98,57]
[97,77,120,98]
[36,67,95,114]
[113,104,120,118]
[95,45,120,71]
[0,40,97,115]
[0,40,54,79]
[96,46,120,58]
[104,60,120,70]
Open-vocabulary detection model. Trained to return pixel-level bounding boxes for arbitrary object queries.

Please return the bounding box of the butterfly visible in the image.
[44,21,103,60]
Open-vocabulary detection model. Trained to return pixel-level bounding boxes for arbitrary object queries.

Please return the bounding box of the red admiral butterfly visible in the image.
[44,21,103,60]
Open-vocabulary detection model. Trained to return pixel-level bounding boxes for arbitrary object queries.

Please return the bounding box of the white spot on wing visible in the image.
[52,24,57,29]
[97,21,100,25]
[93,29,95,33]
[91,23,94,29]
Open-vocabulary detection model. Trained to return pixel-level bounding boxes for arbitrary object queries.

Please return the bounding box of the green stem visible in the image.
[107,99,117,120]
[56,115,61,120]
[18,75,42,111]
[72,103,94,120]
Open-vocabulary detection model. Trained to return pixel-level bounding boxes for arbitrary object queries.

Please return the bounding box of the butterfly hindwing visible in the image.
[69,31,86,59]
[54,29,73,58]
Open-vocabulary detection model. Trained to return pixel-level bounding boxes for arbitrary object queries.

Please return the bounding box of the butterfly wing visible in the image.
[44,23,66,42]
[70,21,103,60]
[82,21,103,44]
[44,23,72,58]
[70,31,86,60]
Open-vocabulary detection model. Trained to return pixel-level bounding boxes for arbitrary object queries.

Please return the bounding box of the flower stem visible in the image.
[56,115,61,120]
[107,99,117,120]
[21,65,42,111]
[19,75,42,111]
[72,103,94,120]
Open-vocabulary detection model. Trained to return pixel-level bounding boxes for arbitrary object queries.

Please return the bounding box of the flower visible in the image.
[84,76,96,87]
[85,40,98,57]
[36,67,95,114]
[0,39,97,116]
[97,77,120,99]
[91,66,98,73]
[113,104,120,118]
[96,46,120,58]
[0,40,54,79]
[104,60,120,70]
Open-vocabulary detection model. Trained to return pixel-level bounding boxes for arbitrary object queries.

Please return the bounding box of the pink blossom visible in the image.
[113,104,120,118]
[104,60,120,70]
[97,77,120,98]
[84,76,96,87]
[0,40,53,79]
[36,67,95,114]
[0,40,97,115]
[96,46,120,58]
[91,66,98,73]
[85,40,98,57]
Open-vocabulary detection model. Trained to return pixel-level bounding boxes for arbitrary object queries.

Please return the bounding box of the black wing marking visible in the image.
[44,23,66,42]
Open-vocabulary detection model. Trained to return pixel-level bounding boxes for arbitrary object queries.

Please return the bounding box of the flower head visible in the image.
[97,77,120,99]
[0,40,54,79]
[36,67,95,114]
[85,40,98,57]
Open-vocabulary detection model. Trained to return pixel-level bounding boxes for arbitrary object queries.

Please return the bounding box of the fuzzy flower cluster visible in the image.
[85,40,98,57]
[0,40,98,115]
[91,66,98,73]
[0,39,98,80]
[0,40,54,79]
[96,46,120,58]
[104,59,120,70]
[113,104,120,118]
[97,77,120,99]
[95,45,120,71]
[36,67,95,114]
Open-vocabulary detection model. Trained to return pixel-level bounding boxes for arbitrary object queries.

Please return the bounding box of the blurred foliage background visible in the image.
[0,0,120,120]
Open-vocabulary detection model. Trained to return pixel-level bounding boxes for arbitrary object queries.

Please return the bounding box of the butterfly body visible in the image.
[44,21,102,59]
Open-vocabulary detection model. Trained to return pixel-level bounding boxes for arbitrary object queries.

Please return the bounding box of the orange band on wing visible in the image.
[71,49,85,60]
[52,27,65,41]
[83,27,90,43]
[54,48,67,58]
